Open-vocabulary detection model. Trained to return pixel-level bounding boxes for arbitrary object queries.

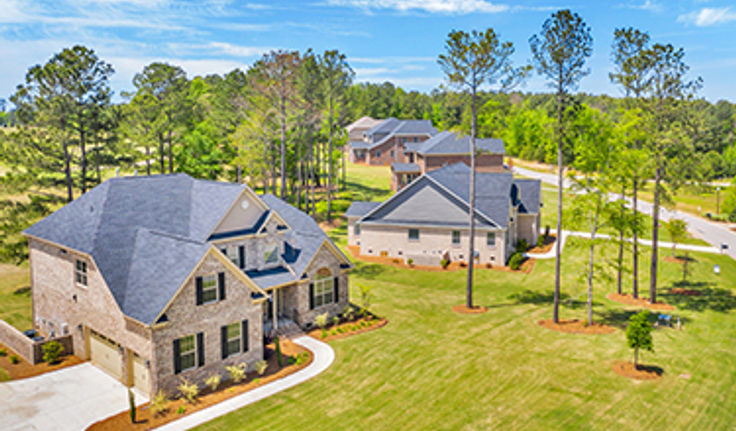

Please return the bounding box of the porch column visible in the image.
[272,289,278,331]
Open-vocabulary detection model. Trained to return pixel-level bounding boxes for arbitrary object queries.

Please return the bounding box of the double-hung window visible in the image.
[224,322,240,357]
[226,245,239,267]
[75,260,87,286]
[312,275,334,308]
[408,228,419,241]
[487,232,496,247]
[452,230,461,245]
[354,223,361,236]
[201,274,218,304]
[178,335,196,372]
[264,242,279,264]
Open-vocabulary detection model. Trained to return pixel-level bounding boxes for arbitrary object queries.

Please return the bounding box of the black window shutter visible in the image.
[173,339,181,374]
[309,283,315,310]
[238,245,245,269]
[195,277,203,305]
[241,320,249,352]
[218,272,226,301]
[333,277,339,304]
[220,326,228,359]
[197,332,205,367]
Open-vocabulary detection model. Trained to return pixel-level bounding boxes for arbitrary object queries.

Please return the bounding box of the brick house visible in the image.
[391,131,508,191]
[346,117,437,165]
[23,174,351,396]
[346,163,541,267]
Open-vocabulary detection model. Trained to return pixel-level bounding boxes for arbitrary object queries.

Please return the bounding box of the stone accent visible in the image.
[151,252,264,396]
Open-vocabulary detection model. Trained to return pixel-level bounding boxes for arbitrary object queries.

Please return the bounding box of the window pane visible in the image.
[181,352,195,371]
[202,288,217,303]
[264,243,279,264]
[227,245,239,266]
[355,224,360,235]
[180,335,195,353]
[452,231,460,244]
[227,322,240,339]
[487,233,496,246]
[409,229,419,240]
[227,339,240,356]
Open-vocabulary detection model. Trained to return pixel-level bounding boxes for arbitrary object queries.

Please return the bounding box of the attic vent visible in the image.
[240,200,250,210]
[155,314,169,324]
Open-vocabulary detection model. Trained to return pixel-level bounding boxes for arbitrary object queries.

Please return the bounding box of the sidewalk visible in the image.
[155,336,334,430]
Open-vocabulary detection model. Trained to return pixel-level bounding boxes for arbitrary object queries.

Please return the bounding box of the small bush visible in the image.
[177,406,186,415]
[205,373,221,392]
[515,239,529,254]
[10,355,19,364]
[288,356,296,365]
[177,378,199,404]
[314,312,328,329]
[0,367,9,382]
[253,377,259,384]
[509,253,524,271]
[331,316,340,327]
[321,329,328,338]
[128,388,136,424]
[0,348,6,356]
[342,305,355,322]
[331,330,337,335]
[150,390,169,417]
[226,363,247,383]
[440,258,449,269]
[42,341,63,364]
[254,360,268,375]
[407,258,414,266]
[536,234,545,248]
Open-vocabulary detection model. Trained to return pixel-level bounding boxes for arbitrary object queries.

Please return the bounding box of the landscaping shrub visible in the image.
[536,234,545,248]
[342,305,355,322]
[440,258,449,269]
[509,253,524,271]
[544,225,550,238]
[226,363,247,383]
[177,406,186,415]
[150,390,169,416]
[0,348,6,356]
[205,373,221,392]
[42,340,63,363]
[331,330,337,335]
[515,238,529,254]
[177,378,199,404]
[288,356,296,365]
[254,360,268,376]
[358,283,373,316]
[0,367,9,382]
[128,388,136,424]
[331,316,340,327]
[626,310,654,368]
[407,258,414,266]
[275,336,283,367]
[314,312,329,338]
[9,355,19,364]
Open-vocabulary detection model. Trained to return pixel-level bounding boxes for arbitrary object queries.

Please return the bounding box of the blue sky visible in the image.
[1,0,735,104]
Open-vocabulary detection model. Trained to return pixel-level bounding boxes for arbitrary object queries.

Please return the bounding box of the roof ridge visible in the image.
[141,227,205,245]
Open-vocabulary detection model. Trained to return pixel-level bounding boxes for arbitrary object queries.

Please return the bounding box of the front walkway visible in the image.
[0,362,148,431]
[155,336,334,430]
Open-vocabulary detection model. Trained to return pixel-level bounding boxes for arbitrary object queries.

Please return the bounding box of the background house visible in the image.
[347,163,541,267]
[346,117,437,164]
[22,174,351,396]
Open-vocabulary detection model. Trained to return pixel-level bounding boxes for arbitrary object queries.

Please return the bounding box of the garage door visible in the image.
[89,331,122,380]
[132,353,150,394]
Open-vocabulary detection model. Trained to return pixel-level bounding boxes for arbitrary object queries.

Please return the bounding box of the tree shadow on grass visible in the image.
[507,289,569,305]
[661,280,736,312]
[352,263,388,278]
[596,308,690,330]
[344,181,390,202]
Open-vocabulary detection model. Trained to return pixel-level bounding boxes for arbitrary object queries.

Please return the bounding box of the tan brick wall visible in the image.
[423,154,504,172]
[151,252,264,396]
[367,135,430,166]
[210,219,286,273]
[358,224,507,265]
[29,239,153,378]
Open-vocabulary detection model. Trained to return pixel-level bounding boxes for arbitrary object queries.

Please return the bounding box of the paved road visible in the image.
[514,166,736,261]
[0,362,148,431]
[155,336,334,430]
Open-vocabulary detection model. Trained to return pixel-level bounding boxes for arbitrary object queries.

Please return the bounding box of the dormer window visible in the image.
[264,242,279,264]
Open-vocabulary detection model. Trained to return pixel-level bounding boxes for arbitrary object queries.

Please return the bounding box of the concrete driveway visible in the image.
[0,362,148,431]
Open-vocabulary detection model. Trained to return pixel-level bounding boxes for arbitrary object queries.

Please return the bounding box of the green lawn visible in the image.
[0,263,31,330]
[197,164,736,431]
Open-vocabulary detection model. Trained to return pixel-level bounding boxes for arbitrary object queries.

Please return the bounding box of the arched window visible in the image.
[312,268,334,308]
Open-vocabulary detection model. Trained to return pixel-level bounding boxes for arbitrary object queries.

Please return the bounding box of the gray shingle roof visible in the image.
[512,179,542,214]
[344,201,381,218]
[391,163,421,173]
[410,131,504,155]
[24,174,347,325]
[349,141,372,150]
[363,118,438,149]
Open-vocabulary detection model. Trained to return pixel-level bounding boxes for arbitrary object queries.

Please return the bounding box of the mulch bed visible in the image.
[347,246,535,274]
[607,293,675,311]
[670,288,701,296]
[88,339,311,431]
[307,316,388,342]
[452,305,488,314]
[527,234,556,254]
[537,319,616,335]
[611,361,664,380]
[0,342,85,381]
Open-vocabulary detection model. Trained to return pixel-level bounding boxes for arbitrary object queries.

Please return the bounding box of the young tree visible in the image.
[319,50,354,222]
[625,310,654,368]
[610,28,652,299]
[664,218,688,257]
[529,10,593,322]
[439,28,526,309]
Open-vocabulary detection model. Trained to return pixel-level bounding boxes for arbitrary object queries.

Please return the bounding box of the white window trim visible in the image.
[225,322,241,358]
[452,230,461,246]
[313,276,334,309]
[201,274,218,305]
[226,244,239,267]
[75,259,88,287]
[487,232,497,248]
[179,334,197,372]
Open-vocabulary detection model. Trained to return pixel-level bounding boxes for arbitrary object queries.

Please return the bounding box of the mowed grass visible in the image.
[197,164,736,431]
[0,263,31,330]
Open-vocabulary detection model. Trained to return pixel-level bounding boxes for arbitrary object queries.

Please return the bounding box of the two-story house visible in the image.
[23,174,351,396]
[346,162,541,266]
[346,117,438,165]
[391,131,508,191]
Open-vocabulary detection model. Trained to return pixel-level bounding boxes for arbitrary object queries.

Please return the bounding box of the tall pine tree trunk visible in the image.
[158,133,165,173]
[80,125,87,194]
[650,165,661,304]
[587,201,600,326]
[62,121,73,202]
[553,79,563,324]
[167,127,173,174]
[632,177,639,298]
[280,94,287,199]
[327,101,334,222]
[617,184,625,295]
[341,144,346,191]
[310,136,316,217]
[145,145,151,176]
[466,84,477,309]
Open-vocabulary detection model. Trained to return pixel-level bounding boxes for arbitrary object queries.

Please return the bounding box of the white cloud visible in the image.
[678,7,736,26]
[208,42,273,57]
[326,0,508,14]
[620,0,662,12]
